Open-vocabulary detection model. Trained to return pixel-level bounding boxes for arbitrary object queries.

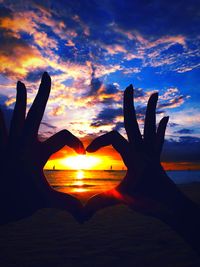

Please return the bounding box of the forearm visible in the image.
[158,195,200,254]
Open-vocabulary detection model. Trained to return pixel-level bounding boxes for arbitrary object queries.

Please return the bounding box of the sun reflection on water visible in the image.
[77,170,84,179]
[72,170,88,193]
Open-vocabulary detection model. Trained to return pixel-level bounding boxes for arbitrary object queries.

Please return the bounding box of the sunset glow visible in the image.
[62,155,101,170]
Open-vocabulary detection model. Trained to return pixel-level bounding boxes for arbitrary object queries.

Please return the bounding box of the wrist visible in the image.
[158,197,200,253]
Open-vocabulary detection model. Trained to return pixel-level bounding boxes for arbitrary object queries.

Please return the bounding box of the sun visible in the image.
[63,155,101,170]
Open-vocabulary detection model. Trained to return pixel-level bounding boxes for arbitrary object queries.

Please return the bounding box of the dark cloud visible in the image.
[91,107,122,127]
[168,122,179,127]
[41,122,57,129]
[158,95,187,109]
[104,83,119,95]
[162,136,200,162]
[26,67,64,82]
[89,65,102,96]
[134,88,145,98]
[113,121,124,131]
[26,68,48,83]
[39,121,57,140]
[175,128,194,134]
[135,105,163,119]
[86,64,121,106]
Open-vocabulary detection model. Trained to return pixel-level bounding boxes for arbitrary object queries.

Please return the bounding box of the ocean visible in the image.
[44,170,200,198]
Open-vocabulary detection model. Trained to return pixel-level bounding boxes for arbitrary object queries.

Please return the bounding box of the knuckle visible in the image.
[60,129,70,137]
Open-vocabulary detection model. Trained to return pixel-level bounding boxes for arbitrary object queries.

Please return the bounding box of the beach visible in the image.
[0,173,200,267]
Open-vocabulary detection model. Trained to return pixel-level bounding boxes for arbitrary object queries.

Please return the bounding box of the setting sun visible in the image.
[62,155,101,170]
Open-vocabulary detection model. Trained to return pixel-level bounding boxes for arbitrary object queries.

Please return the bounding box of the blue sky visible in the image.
[0,0,200,166]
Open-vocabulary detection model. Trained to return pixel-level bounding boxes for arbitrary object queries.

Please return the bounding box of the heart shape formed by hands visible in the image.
[1,72,179,226]
[2,72,199,255]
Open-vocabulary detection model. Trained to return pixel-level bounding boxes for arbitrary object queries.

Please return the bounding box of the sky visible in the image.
[0,0,200,170]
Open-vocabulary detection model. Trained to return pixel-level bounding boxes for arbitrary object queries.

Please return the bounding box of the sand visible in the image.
[0,183,200,267]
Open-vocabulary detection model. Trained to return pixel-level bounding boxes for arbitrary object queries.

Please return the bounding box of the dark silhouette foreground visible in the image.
[0,72,84,223]
[0,73,199,254]
[85,85,200,253]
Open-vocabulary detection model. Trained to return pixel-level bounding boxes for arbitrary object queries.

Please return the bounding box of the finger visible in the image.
[24,72,51,138]
[123,85,142,147]
[143,93,158,150]
[86,131,130,166]
[0,108,8,148]
[84,189,121,221]
[156,116,169,156]
[9,81,27,141]
[42,130,85,159]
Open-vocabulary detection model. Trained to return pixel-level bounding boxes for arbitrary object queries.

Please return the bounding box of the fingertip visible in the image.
[125,84,133,93]
[160,116,169,124]
[148,92,158,107]
[128,84,133,90]
[152,92,158,99]
[165,116,169,122]
[16,81,26,96]
[17,81,21,87]
[17,81,25,88]
[86,145,95,153]
[42,71,51,83]
[43,71,49,77]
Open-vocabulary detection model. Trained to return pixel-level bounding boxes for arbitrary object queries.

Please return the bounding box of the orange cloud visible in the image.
[0,40,47,78]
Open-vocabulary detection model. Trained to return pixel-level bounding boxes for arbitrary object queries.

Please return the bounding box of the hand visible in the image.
[0,72,84,224]
[85,85,189,219]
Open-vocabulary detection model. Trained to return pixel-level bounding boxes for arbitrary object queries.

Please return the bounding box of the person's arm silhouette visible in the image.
[86,85,200,253]
[0,72,84,224]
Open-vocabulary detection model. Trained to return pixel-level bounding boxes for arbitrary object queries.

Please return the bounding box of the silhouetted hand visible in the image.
[0,72,84,224]
[85,85,200,253]
[85,85,180,215]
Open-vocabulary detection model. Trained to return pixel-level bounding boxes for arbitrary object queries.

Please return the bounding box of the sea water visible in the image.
[44,170,200,197]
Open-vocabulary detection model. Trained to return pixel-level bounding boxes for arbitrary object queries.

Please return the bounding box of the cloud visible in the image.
[168,122,179,128]
[49,105,65,116]
[89,83,189,134]
[40,122,57,130]
[162,136,200,162]
[158,88,189,109]
[0,34,47,78]
[0,0,199,147]
[175,128,194,134]
[91,107,122,127]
